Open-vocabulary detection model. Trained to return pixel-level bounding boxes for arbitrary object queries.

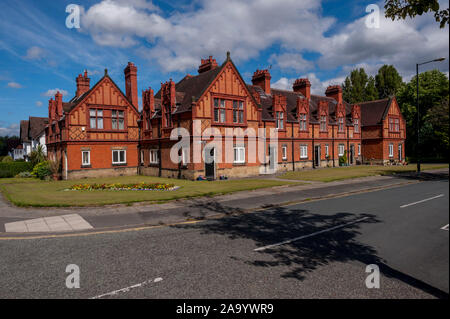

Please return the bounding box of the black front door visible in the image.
[314,146,320,167]
[349,145,354,165]
[205,147,215,179]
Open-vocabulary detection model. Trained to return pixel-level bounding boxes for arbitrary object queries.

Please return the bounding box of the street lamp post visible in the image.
[415,58,445,173]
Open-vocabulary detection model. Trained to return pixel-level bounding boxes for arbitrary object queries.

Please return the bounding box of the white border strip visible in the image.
[400,194,444,208]
[90,277,163,299]
[254,217,370,252]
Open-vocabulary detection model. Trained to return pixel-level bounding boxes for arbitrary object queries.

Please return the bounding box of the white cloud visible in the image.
[42,89,69,97]
[0,123,19,136]
[24,46,46,60]
[272,73,345,95]
[269,53,312,73]
[81,0,334,72]
[36,101,43,107]
[7,82,22,88]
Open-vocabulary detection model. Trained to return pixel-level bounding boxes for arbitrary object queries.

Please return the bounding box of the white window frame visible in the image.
[276,112,284,129]
[358,144,361,156]
[354,118,359,133]
[82,151,90,166]
[325,145,329,157]
[338,144,345,156]
[300,145,308,159]
[389,143,394,158]
[233,146,246,164]
[282,145,287,160]
[140,150,144,164]
[150,149,159,164]
[112,150,126,165]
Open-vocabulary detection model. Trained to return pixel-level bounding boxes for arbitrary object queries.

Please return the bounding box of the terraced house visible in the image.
[45,53,406,180]
[46,65,140,180]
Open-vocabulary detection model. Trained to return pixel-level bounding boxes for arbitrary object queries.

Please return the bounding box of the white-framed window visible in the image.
[338,117,344,132]
[150,149,159,164]
[140,150,144,164]
[338,144,345,156]
[182,148,189,165]
[358,144,361,156]
[89,109,104,129]
[389,143,394,157]
[325,145,329,157]
[233,146,245,164]
[354,118,359,133]
[300,145,308,159]
[112,110,125,130]
[112,150,126,164]
[276,112,284,129]
[214,98,226,123]
[82,151,90,166]
[299,114,307,131]
[320,116,327,131]
[282,145,287,160]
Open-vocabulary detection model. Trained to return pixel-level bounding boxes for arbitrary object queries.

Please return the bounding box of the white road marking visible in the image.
[90,277,163,299]
[400,194,444,208]
[254,217,370,252]
[441,224,449,231]
[4,214,93,233]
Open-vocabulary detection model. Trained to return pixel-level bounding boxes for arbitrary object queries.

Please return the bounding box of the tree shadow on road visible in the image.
[173,204,448,298]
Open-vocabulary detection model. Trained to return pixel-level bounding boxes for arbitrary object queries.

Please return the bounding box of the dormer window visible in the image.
[299,114,307,131]
[320,116,327,131]
[276,111,284,129]
[353,118,359,133]
[338,117,344,132]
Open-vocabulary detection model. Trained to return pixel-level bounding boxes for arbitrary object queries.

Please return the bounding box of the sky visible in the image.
[0,0,448,136]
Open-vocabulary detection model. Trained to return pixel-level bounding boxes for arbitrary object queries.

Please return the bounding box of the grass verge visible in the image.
[0,175,300,207]
[280,164,449,182]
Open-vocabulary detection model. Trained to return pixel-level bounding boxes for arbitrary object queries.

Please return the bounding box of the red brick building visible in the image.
[46,53,406,180]
[46,64,140,179]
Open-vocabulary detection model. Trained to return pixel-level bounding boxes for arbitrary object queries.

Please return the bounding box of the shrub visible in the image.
[32,161,52,180]
[1,155,13,163]
[16,171,33,178]
[0,161,33,178]
[29,145,46,167]
[339,151,348,166]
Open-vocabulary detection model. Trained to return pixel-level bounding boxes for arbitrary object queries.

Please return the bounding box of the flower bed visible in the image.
[67,182,178,191]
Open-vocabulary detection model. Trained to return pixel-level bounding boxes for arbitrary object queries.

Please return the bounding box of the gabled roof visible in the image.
[359,98,392,126]
[28,117,48,139]
[154,63,225,115]
[61,73,139,114]
[20,120,29,143]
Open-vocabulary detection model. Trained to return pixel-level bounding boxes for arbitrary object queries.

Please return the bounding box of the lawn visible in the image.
[0,175,300,207]
[280,164,449,182]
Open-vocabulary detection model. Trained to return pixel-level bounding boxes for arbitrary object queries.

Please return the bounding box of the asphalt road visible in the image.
[0,178,448,299]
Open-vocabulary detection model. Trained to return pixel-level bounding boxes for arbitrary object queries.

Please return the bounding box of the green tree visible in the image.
[385,0,449,28]
[365,76,379,101]
[375,65,404,99]
[343,68,379,103]
[396,69,449,160]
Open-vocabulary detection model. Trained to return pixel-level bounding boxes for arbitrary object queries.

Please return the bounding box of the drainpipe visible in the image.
[158,118,162,177]
[312,123,315,169]
[291,122,295,171]
[332,124,335,167]
[347,125,350,165]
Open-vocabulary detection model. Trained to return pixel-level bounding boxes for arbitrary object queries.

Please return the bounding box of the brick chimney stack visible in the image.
[124,62,138,109]
[325,85,343,104]
[198,56,218,74]
[293,78,311,100]
[76,70,90,97]
[252,69,271,95]
[55,91,63,118]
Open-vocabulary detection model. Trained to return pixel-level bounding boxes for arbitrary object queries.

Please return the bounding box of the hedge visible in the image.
[0,162,33,178]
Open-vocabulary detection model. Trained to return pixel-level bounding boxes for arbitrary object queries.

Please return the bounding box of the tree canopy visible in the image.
[384,0,449,28]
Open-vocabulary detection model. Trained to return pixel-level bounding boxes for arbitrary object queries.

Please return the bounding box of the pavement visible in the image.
[1,169,447,236]
[0,172,447,299]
